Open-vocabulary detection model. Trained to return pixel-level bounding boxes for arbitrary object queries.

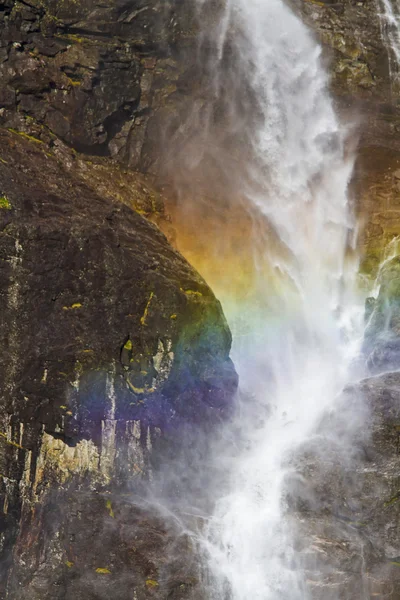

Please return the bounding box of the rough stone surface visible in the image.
[0,0,199,169]
[288,372,400,600]
[296,0,400,277]
[0,127,236,597]
[0,2,241,596]
[1,0,400,598]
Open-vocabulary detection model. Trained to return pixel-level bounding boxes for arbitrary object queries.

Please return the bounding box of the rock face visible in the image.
[277,8,400,593]
[2,0,400,598]
[0,2,242,597]
[297,0,400,277]
[0,0,199,169]
[0,128,236,597]
[364,253,400,372]
[285,372,400,600]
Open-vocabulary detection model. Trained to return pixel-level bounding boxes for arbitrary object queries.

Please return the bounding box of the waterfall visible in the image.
[379,0,400,80]
[167,0,366,598]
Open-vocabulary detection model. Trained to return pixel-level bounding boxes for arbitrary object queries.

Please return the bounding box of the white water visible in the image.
[192,1,366,599]
[379,0,400,79]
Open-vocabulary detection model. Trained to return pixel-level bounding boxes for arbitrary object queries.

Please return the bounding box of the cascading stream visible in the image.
[379,0,400,80]
[183,1,366,599]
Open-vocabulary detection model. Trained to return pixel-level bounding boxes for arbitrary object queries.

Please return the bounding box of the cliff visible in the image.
[0,1,238,596]
[1,0,400,598]
[299,0,400,277]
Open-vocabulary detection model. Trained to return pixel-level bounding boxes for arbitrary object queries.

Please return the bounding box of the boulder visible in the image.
[0,127,237,596]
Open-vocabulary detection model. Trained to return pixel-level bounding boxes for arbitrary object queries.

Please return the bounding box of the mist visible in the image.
[150,0,373,599]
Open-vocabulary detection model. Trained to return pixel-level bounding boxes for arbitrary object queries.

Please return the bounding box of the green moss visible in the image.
[106,499,115,518]
[0,196,11,210]
[95,568,111,574]
[40,12,63,32]
[126,380,155,395]
[0,432,23,449]
[146,580,159,588]
[8,128,44,144]
[66,76,82,87]
[140,292,154,326]
[63,33,85,43]
[384,493,400,507]
[81,349,94,353]
[65,561,74,568]
[62,303,82,310]
[180,287,203,297]
[359,253,381,278]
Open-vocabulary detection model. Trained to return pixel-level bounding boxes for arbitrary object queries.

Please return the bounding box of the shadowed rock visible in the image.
[0,128,237,597]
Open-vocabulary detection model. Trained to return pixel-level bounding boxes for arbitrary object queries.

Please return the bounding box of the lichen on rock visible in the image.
[0,125,237,597]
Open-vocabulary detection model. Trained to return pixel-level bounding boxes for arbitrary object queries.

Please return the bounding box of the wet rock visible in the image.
[8,489,203,600]
[288,372,400,600]
[2,0,400,597]
[297,0,400,279]
[0,128,237,596]
[363,255,400,372]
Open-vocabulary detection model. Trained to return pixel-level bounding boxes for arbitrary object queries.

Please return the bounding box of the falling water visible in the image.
[379,0,400,80]
[177,0,366,599]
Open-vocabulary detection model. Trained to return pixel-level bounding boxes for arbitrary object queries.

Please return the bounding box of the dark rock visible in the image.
[8,490,203,600]
[0,0,199,164]
[0,128,236,596]
[0,86,15,108]
[2,0,400,598]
